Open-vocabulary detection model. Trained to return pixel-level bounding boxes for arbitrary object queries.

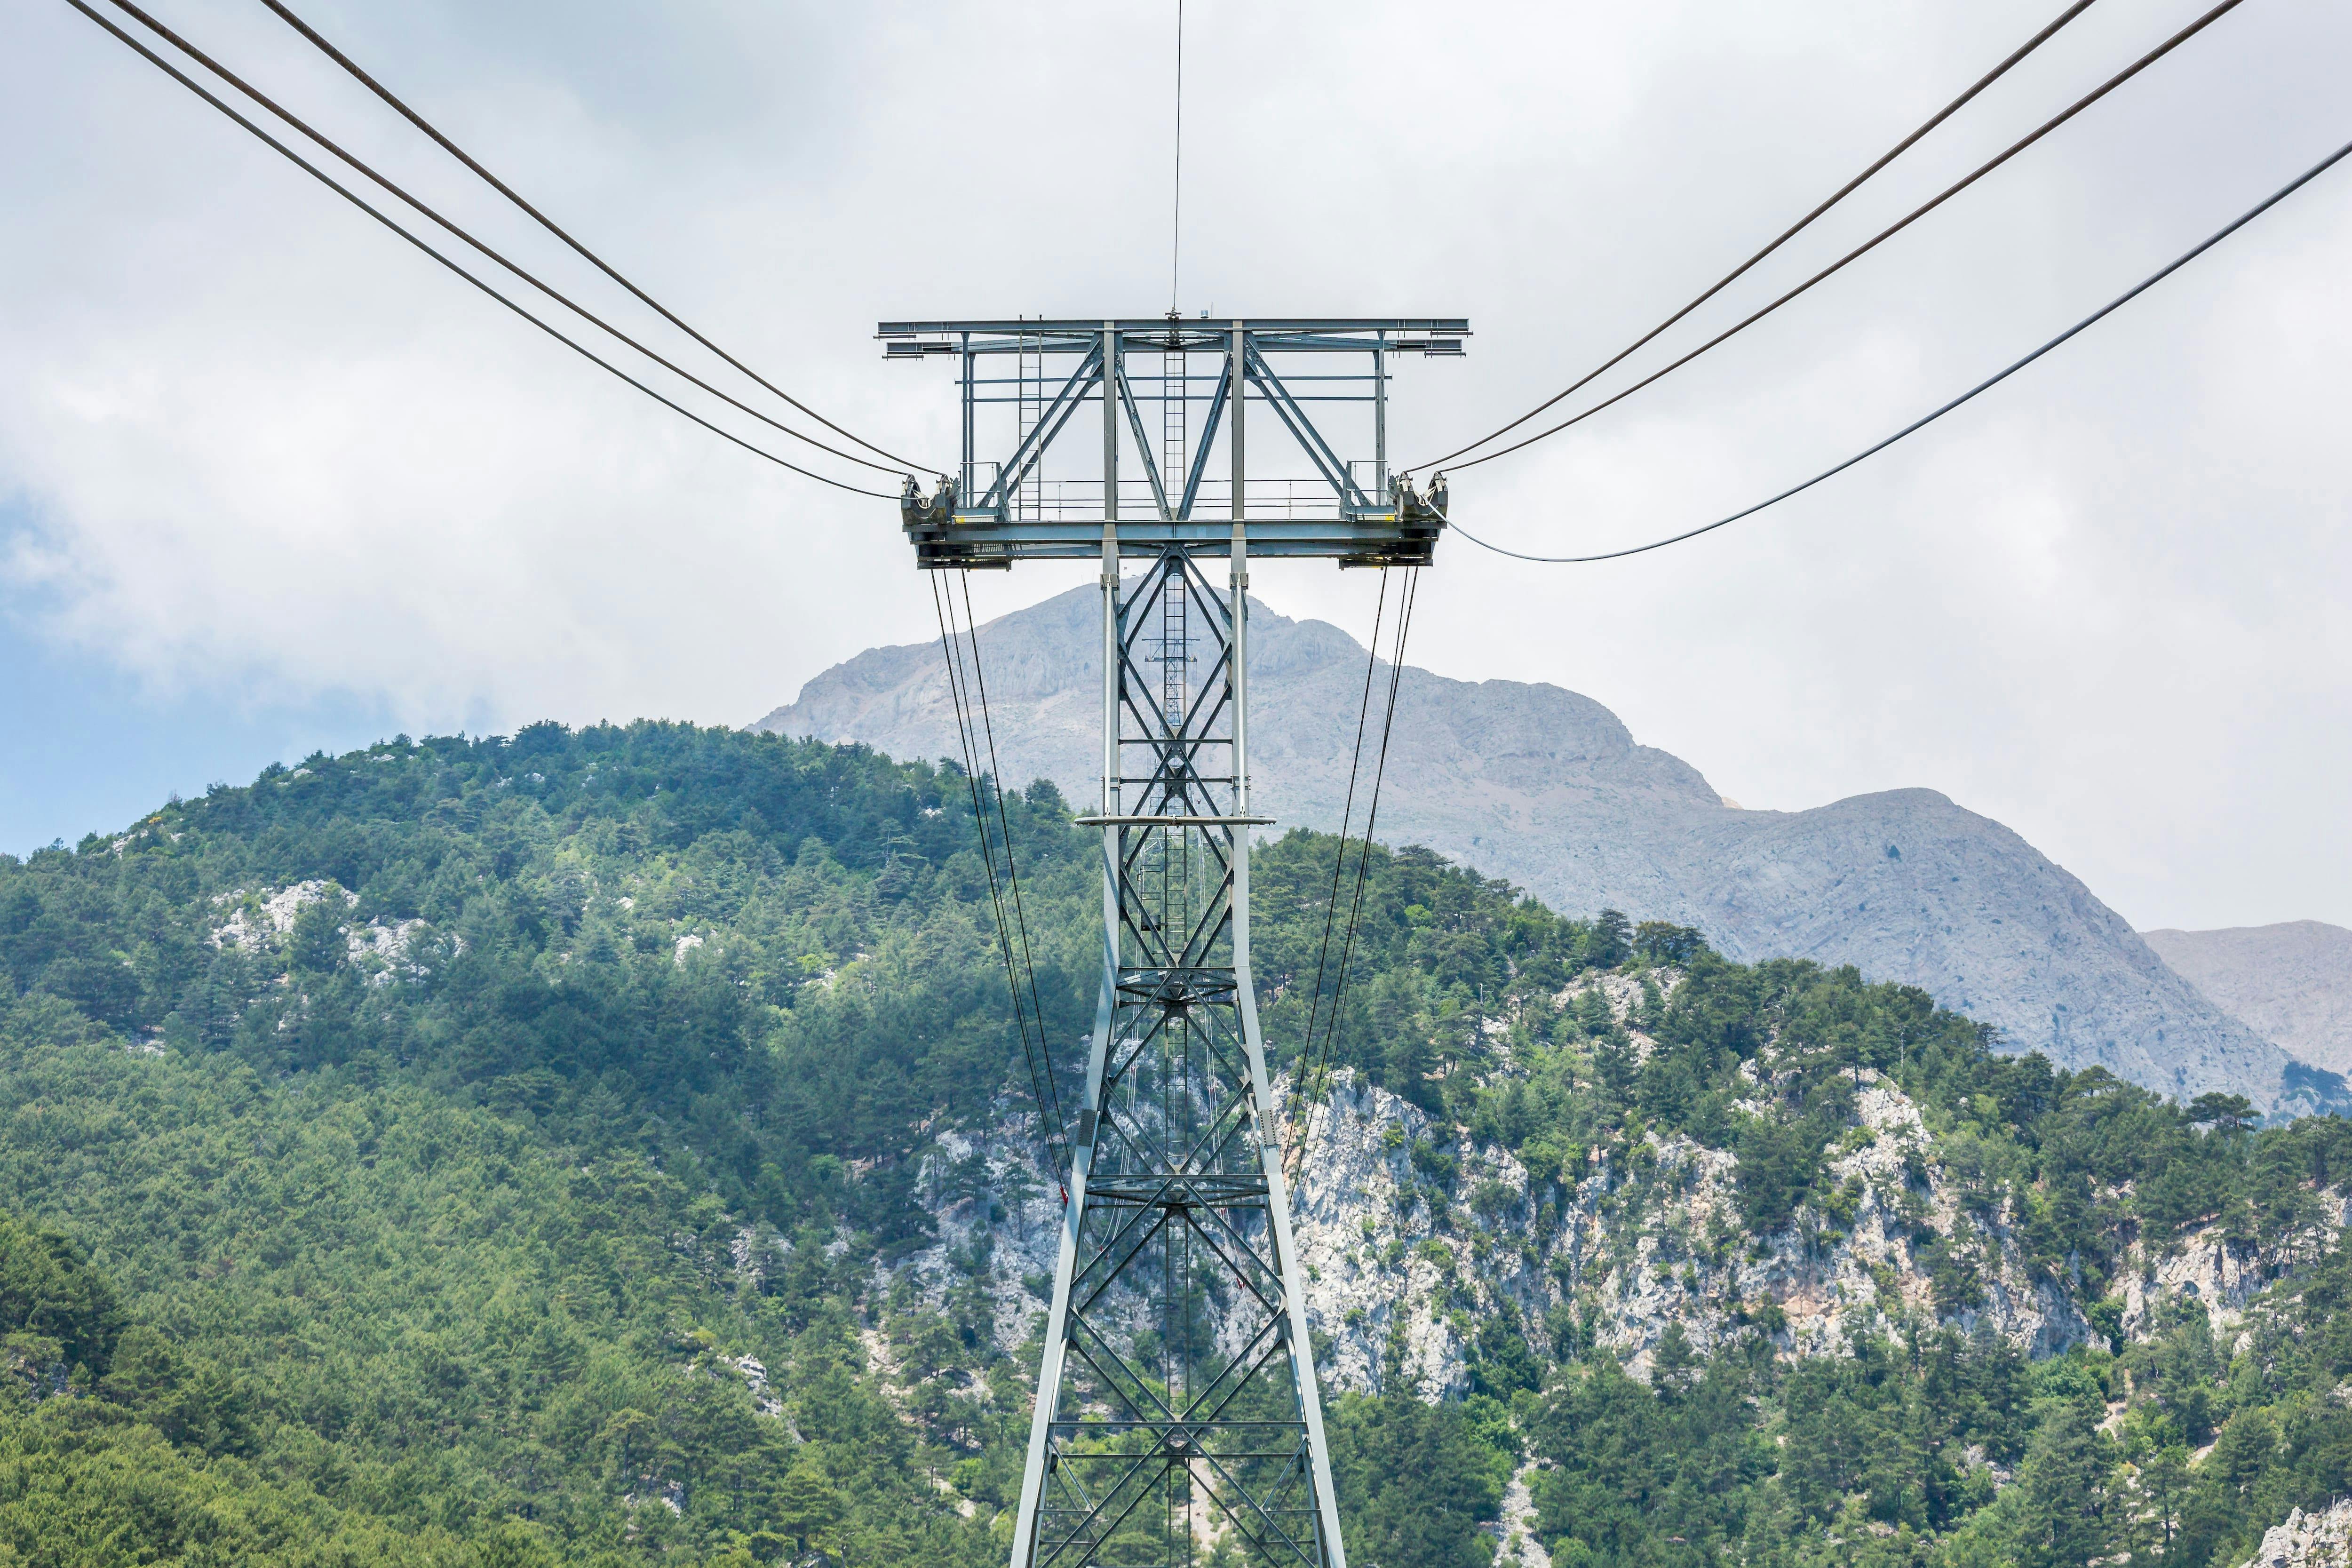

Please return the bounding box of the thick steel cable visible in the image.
[68,0,895,498]
[1288,567,1419,1180]
[256,0,937,477]
[1417,0,2101,473]
[101,0,904,479]
[937,579,1066,1169]
[1316,569,1419,1090]
[1288,568,1418,1178]
[1287,572,1390,1135]
[1423,0,2246,478]
[1170,0,1185,313]
[956,572,1067,1151]
[930,575,1069,1175]
[1448,134,2352,565]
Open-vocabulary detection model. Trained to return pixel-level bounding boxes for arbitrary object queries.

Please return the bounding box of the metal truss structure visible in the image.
[885,318,1460,566]
[886,318,1464,1568]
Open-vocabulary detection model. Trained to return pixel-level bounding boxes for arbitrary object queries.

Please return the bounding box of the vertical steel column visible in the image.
[1231,322,1245,527]
[962,331,977,503]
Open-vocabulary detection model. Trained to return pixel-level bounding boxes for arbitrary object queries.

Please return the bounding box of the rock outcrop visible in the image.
[874,976,2352,1393]
[1282,1059,2096,1394]
[2247,1497,2352,1568]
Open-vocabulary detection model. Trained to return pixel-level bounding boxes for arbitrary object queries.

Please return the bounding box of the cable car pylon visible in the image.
[886,315,1465,1568]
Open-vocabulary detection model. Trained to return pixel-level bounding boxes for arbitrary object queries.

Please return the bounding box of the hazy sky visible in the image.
[4,0,2346,932]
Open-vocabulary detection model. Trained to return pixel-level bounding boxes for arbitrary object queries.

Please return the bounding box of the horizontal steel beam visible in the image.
[906,518,1442,566]
[880,317,1466,336]
[1072,813,1275,828]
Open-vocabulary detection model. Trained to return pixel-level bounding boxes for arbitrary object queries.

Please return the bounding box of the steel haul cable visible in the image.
[1417,0,2104,473]
[1287,566,1419,1180]
[1449,134,2352,565]
[1421,0,2249,478]
[257,0,934,476]
[66,0,895,497]
[1288,567,1418,1179]
[956,572,1065,1155]
[1169,0,1184,312]
[97,0,906,479]
[1287,571,1390,1143]
[929,573,1068,1180]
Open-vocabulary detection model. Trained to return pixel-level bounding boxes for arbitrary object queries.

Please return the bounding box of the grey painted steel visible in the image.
[892,318,1457,569]
[1072,815,1275,828]
[882,316,1467,340]
[900,314,1461,1568]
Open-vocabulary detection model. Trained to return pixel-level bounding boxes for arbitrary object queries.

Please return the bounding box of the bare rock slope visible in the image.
[2144,922,2352,1075]
[891,972,2346,1401]
[755,586,2334,1113]
[2248,1498,2352,1568]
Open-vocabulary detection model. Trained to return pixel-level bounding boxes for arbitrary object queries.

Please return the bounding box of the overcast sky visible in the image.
[3,0,2346,933]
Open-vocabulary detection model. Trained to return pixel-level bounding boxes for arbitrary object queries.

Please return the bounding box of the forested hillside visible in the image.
[4,723,2352,1567]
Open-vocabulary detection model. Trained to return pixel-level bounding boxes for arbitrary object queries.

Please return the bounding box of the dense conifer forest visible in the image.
[5,722,2352,1567]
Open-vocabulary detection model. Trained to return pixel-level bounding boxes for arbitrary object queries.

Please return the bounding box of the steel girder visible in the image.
[888,318,1460,568]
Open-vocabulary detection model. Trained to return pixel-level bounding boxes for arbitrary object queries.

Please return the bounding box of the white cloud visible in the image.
[3,0,2347,929]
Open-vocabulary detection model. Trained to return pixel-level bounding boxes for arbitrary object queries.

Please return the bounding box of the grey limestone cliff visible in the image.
[884,972,2344,1399]
[2248,1499,2352,1568]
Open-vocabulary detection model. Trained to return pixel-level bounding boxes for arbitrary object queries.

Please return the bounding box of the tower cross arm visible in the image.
[889,312,1464,568]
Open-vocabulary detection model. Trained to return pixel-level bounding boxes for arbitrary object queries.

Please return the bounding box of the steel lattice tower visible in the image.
[886,317,1463,1568]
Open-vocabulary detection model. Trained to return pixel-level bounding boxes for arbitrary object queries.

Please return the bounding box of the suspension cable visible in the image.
[1287,572,1389,1142]
[67,0,894,499]
[1170,0,1185,313]
[1420,0,2245,477]
[957,573,1065,1150]
[930,574,1068,1177]
[1417,0,2101,473]
[1447,134,2352,565]
[255,0,937,476]
[1288,567,1420,1180]
[99,0,906,479]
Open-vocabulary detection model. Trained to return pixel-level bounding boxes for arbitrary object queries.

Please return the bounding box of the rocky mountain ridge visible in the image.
[757,585,2333,1113]
[2146,922,2352,1075]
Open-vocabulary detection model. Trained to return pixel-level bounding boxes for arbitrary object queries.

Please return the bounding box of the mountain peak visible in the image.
[755,588,2331,1113]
